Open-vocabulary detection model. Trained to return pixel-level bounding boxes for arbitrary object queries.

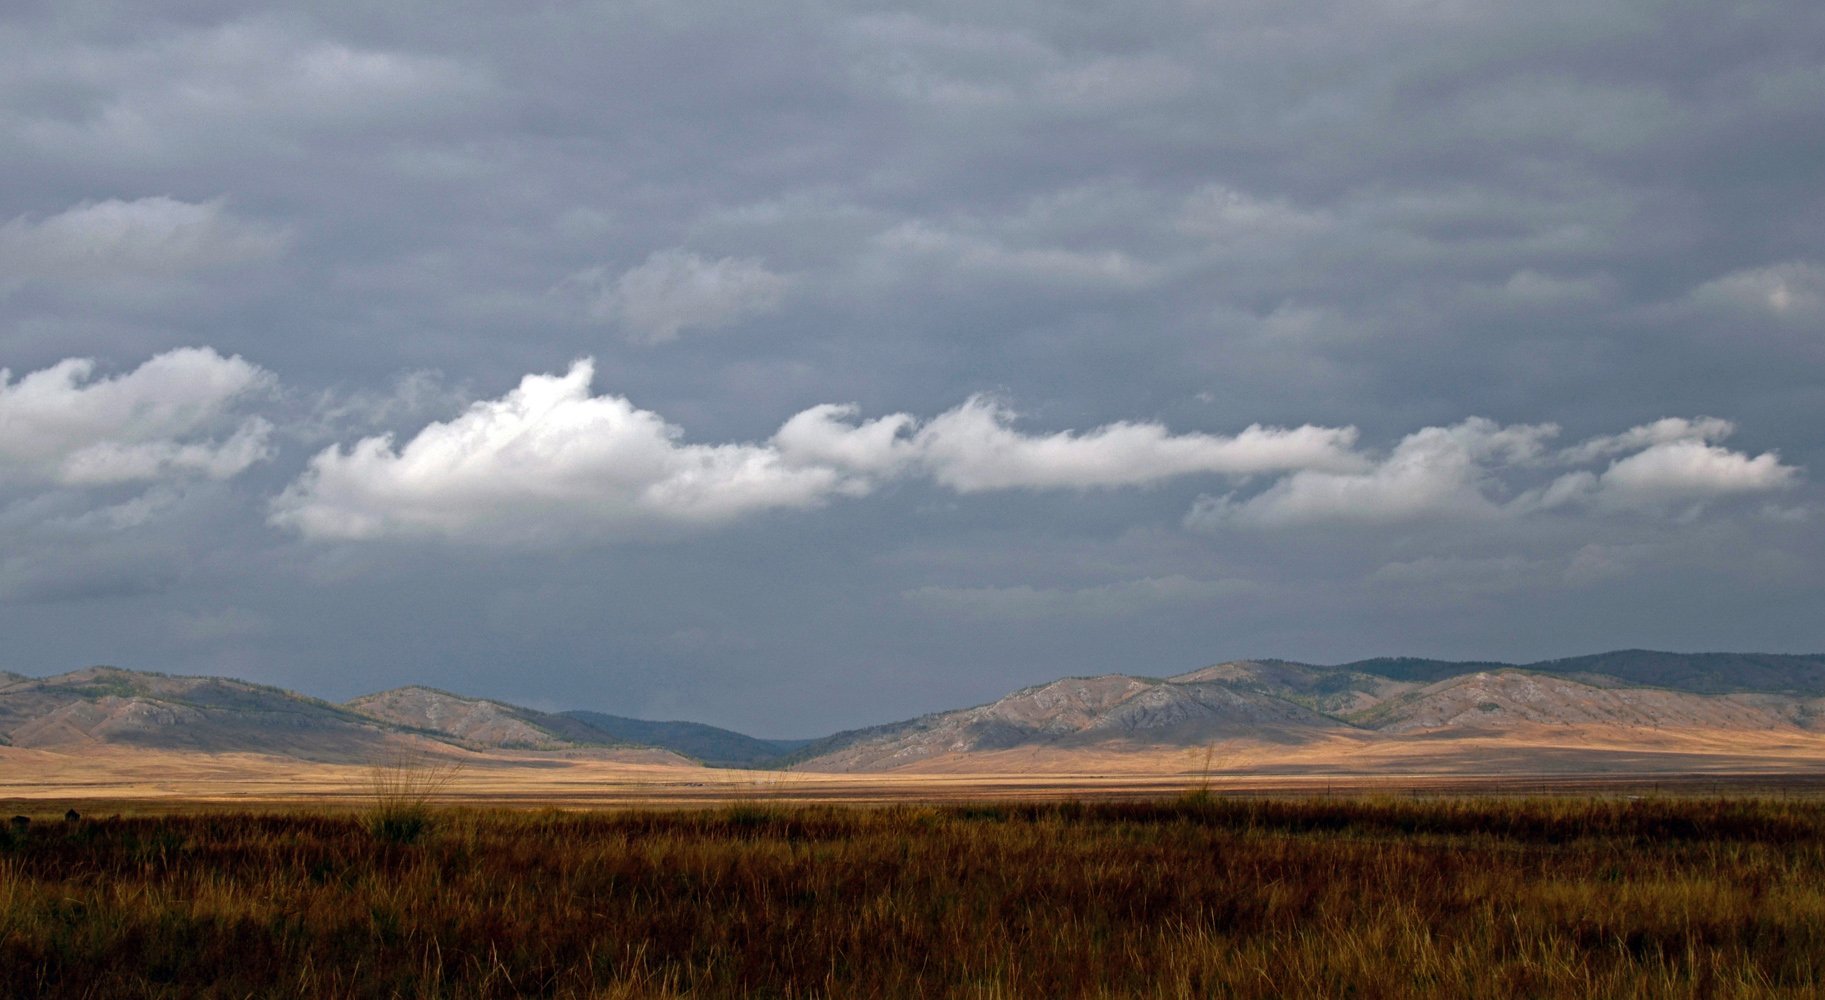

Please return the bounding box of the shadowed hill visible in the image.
[1523,650,1825,695]
[562,711,812,767]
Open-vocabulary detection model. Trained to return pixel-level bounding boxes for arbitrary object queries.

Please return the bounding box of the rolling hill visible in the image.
[347,686,628,751]
[3,651,1823,776]
[783,653,1825,771]
[0,666,409,763]
[562,711,812,767]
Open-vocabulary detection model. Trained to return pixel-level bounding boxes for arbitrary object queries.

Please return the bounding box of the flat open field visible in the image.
[6,724,1825,806]
[4,796,1825,998]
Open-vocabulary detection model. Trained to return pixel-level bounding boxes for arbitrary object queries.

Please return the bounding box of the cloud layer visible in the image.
[0,198,287,291]
[582,250,792,344]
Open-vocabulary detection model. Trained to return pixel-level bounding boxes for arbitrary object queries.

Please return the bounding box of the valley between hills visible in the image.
[3,650,1825,802]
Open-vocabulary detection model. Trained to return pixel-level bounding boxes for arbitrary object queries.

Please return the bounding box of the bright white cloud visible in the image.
[1189,416,1798,530]
[270,359,863,543]
[773,404,920,476]
[584,250,791,344]
[0,197,288,290]
[0,348,274,487]
[271,358,1806,545]
[908,396,1363,492]
[1557,416,1734,464]
[1589,439,1797,511]
[273,362,1369,543]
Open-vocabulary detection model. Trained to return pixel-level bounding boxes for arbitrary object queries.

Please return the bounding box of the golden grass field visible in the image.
[5,724,1825,806]
[5,730,1825,997]
[6,794,1825,997]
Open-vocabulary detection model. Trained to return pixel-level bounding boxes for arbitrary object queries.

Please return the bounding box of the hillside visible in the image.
[347,686,625,751]
[1524,650,1825,696]
[787,673,1349,771]
[787,653,1825,771]
[0,667,407,763]
[0,668,694,766]
[562,711,811,767]
[5,651,1824,775]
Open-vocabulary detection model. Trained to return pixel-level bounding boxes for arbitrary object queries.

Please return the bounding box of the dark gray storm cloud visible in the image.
[2,0,1821,733]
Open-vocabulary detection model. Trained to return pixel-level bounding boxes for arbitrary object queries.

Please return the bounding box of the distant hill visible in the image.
[0,666,407,763]
[0,668,692,765]
[1335,657,1515,683]
[6,651,1824,773]
[347,686,627,751]
[563,711,811,767]
[786,653,1825,771]
[1523,650,1825,696]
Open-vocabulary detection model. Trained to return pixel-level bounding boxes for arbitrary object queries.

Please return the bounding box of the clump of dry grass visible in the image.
[364,751,462,844]
[1,795,1823,997]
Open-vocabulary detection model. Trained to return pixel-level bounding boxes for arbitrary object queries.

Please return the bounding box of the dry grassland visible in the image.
[6,725,1825,806]
[4,795,1825,998]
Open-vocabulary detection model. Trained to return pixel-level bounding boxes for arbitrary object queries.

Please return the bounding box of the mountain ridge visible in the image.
[779,652,1825,770]
[4,650,1823,771]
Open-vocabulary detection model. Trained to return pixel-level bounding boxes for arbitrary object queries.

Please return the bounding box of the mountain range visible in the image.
[2,651,1823,773]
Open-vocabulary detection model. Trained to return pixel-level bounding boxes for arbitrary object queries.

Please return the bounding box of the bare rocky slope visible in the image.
[347,686,628,751]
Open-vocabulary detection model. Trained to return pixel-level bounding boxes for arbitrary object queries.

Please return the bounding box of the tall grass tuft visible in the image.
[363,751,461,844]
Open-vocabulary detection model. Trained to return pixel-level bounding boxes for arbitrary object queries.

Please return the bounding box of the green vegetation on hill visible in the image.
[3,797,1824,998]
[1528,650,1825,696]
[1337,656,1514,683]
[1330,651,1825,694]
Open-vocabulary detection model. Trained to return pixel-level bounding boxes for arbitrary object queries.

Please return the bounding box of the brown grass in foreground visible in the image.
[2,796,1823,997]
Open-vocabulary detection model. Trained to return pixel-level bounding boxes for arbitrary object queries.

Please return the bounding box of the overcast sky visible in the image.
[2,0,1822,734]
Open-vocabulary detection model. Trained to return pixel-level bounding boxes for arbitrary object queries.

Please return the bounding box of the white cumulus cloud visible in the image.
[1188,418,1556,528]
[270,359,864,543]
[1189,416,1798,530]
[907,396,1363,492]
[274,362,1368,543]
[0,347,275,487]
[273,359,1804,546]
[1588,439,1797,512]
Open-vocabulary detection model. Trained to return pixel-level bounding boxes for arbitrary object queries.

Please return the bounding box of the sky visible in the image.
[1,0,1822,735]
